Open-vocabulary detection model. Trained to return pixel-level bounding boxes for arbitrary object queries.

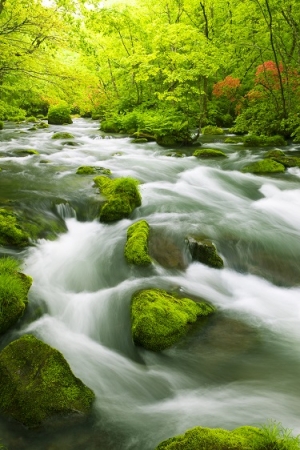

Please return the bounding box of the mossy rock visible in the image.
[26,116,37,123]
[243,134,286,147]
[124,220,151,266]
[155,425,266,450]
[202,126,224,135]
[0,334,95,427]
[37,122,49,129]
[13,149,39,156]
[76,166,96,175]
[0,257,32,334]
[94,176,141,222]
[131,289,215,351]
[193,149,227,158]
[265,149,285,158]
[0,209,30,247]
[48,105,72,125]
[187,237,224,268]
[131,138,148,144]
[224,137,243,144]
[242,159,285,174]
[52,132,74,140]
[265,150,300,168]
[166,151,185,158]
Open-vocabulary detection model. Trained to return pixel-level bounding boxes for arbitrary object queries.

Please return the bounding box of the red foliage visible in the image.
[212,76,241,101]
[255,60,300,92]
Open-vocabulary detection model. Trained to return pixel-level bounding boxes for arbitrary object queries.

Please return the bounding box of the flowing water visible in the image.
[0,119,300,449]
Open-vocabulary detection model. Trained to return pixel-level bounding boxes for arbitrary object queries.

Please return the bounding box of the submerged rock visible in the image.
[13,149,39,157]
[155,425,265,449]
[187,237,224,268]
[193,149,227,158]
[242,158,285,174]
[52,132,74,140]
[148,233,187,270]
[131,289,215,351]
[124,220,151,266]
[94,176,141,222]
[0,335,95,428]
[0,258,32,334]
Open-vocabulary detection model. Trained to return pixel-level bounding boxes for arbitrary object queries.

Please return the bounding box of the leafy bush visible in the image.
[48,104,72,125]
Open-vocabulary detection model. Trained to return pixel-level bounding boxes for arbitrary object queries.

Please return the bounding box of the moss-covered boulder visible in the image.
[243,134,286,147]
[0,258,32,334]
[76,166,111,176]
[265,150,300,168]
[242,159,285,174]
[131,138,148,144]
[48,105,72,125]
[193,149,227,158]
[52,132,74,140]
[0,209,30,247]
[131,289,215,351]
[202,126,224,135]
[155,425,266,450]
[187,237,224,268]
[94,176,141,222]
[13,149,39,157]
[124,220,151,266]
[224,137,243,144]
[0,335,95,427]
[100,120,120,133]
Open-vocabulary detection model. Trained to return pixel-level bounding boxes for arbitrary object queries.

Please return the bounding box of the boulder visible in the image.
[124,220,151,266]
[193,149,227,158]
[48,105,72,125]
[94,176,141,222]
[51,132,74,140]
[0,209,29,247]
[0,257,32,334]
[131,289,215,351]
[187,237,224,268]
[0,335,95,427]
[242,159,285,174]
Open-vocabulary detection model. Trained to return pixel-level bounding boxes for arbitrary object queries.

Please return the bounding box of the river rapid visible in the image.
[0,119,300,449]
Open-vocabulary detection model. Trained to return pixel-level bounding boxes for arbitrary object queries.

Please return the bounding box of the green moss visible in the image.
[0,257,32,334]
[76,166,112,175]
[52,132,74,140]
[100,120,120,133]
[202,126,224,135]
[37,122,49,129]
[156,423,300,450]
[224,137,243,143]
[125,220,152,266]
[26,116,37,123]
[0,209,30,247]
[48,105,72,125]
[264,150,300,168]
[193,149,227,158]
[131,289,215,351]
[0,335,95,427]
[166,151,185,158]
[187,237,224,268]
[13,149,39,156]
[94,176,141,222]
[265,149,285,158]
[242,159,285,174]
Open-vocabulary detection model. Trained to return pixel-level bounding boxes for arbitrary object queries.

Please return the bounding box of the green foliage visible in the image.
[124,220,152,266]
[0,257,32,334]
[202,125,224,135]
[0,121,3,130]
[242,159,286,174]
[0,335,95,427]
[193,149,227,158]
[155,422,300,450]
[94,176,141,222]
[131,289,215,351]
[48,105,72,125]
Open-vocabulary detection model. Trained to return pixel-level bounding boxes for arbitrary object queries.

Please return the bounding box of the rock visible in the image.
[155,425,265,450]
[149,233,187,270]
[193,149,227,158]
[264,150,300,168]
[242,158,285,174]
[94,176,141,222]
[48,105,72,125]
[124,220,152,266]
[131,138,148,144]
[0,209,29,247]
[224,137,243,143]
[131,288,215,351]
[51,132,74,140]
[187,237,224,268]
[76,166,111,175]
[0,257,32,334]
[0,335,95,428]
[166,151,185,158]
[13,149,39,156]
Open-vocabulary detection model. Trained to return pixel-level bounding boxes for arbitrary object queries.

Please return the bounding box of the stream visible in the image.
[0,118,300,449]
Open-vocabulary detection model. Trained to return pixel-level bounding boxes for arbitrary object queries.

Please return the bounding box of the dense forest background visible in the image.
[1,0,300,142]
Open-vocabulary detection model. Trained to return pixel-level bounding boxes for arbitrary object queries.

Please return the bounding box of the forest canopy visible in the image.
[1,0,300,140]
